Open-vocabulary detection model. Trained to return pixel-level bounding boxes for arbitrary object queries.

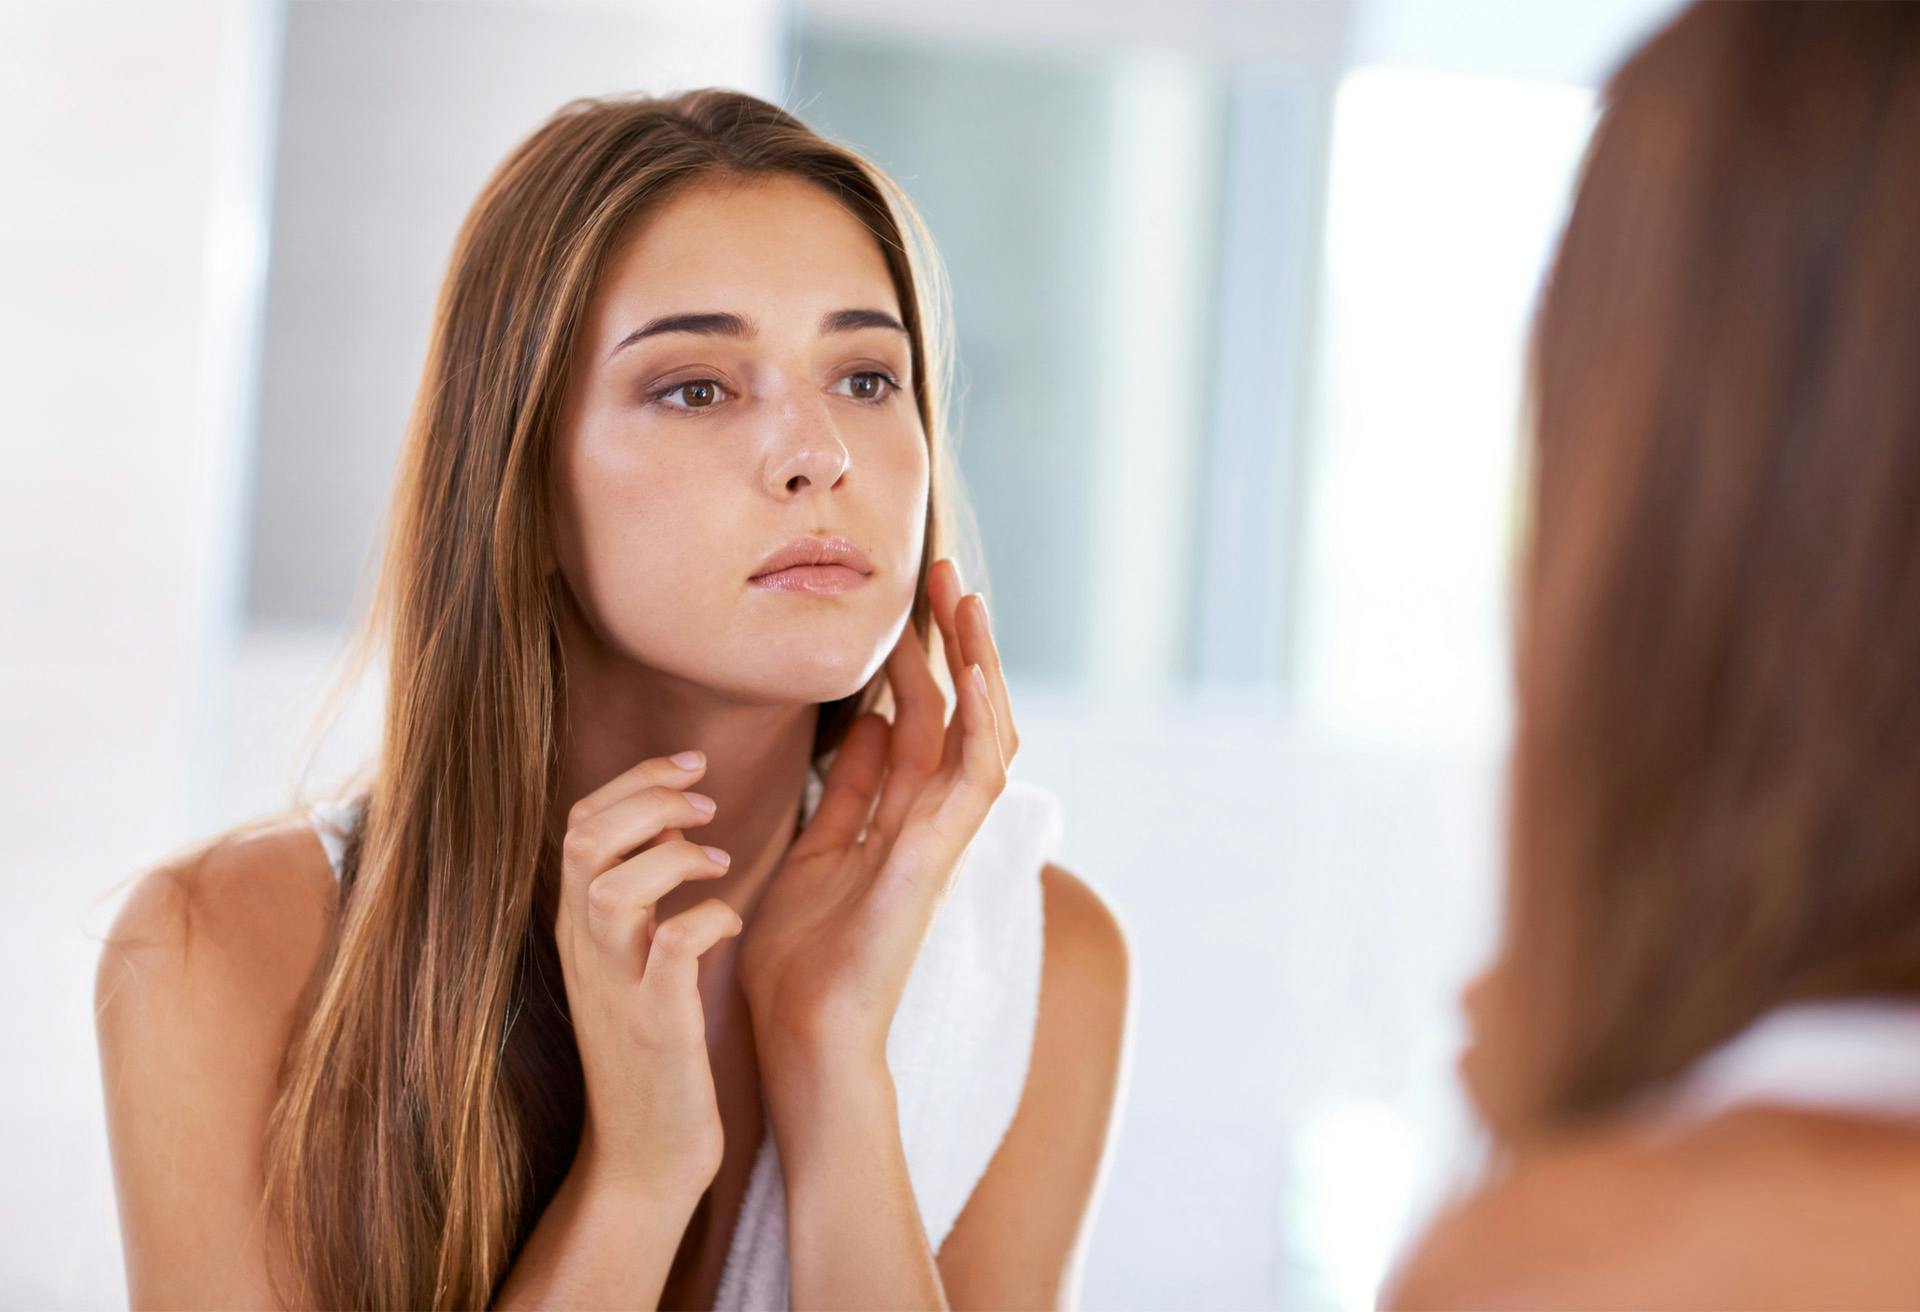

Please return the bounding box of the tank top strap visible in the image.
[306,793,367,882]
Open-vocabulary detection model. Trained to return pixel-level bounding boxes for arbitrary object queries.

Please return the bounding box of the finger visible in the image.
[567,749,708,830]
[640,897,744,999]
[936,592,988,776]
[584,840,731,965]
[879,641,952,845]
[868,625,947,846]
[883,621,946,773]
[953,662,1008,804]
[926,558,997,780]
[927,557,969,695]
[930,664,1007,845]
[791,712,889,857]
[560,786,718,927]
[963,593,1018,764]
[885,663,1005,900]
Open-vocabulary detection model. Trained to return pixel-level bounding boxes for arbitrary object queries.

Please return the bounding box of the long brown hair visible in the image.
[252,89,977,1307]
[1479,2,1920,1143]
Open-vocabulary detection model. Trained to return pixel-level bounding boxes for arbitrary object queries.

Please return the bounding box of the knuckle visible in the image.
[704,897,745,933]
[566,799,592,831]
[971,761,1007,799]
[561,826,597,870]
[584,873,621,920]
[650,918,687,954]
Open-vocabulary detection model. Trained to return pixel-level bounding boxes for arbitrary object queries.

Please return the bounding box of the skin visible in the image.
[1383,977,1920,1309]
[94,173,1131,1309]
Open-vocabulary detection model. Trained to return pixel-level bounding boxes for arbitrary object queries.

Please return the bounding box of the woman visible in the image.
[95,89,1131,1309]
[1386,4,1920,1307]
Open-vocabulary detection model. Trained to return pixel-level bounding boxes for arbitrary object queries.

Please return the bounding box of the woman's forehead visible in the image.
[589,174,901,342]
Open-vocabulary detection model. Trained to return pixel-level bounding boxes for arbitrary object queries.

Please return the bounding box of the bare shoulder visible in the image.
[1033,861,1133,1115]
[94,811,340,1307]
[96,812,339,1021]
[1383,1137,1676,1310]
[1384,1110,1920,1310]
[1039,861,1131,1002]
[1034,860,1134,1158]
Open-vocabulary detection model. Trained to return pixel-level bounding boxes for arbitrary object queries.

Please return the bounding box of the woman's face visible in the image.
[550,172,930,705]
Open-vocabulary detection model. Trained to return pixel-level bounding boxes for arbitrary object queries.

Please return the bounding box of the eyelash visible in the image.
[647,370,902,414]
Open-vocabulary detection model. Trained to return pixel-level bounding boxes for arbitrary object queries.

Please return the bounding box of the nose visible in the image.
[763,399,851,498]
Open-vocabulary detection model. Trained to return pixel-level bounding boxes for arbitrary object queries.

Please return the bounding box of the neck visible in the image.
[549,608,820,935]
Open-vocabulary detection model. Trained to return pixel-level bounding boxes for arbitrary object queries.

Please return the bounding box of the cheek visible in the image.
[559,426,733,619]
[877,428,933,552]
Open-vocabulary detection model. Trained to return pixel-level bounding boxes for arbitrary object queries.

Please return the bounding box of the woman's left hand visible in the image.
[736,556,1020,1078]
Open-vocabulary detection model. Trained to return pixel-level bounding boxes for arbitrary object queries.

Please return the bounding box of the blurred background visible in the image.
[2,0,1682,1305]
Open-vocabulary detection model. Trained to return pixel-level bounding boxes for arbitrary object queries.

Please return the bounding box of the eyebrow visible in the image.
[607,311,752,358]
[820,308,909,337]
[606,307,908,360]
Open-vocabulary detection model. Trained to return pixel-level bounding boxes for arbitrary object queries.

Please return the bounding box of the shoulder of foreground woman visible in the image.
[1380,1125,1731,1310]
[1380,1107,1920,1310]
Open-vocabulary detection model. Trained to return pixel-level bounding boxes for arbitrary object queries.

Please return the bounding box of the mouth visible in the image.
[749,563,871,595]
[748,534,875,595]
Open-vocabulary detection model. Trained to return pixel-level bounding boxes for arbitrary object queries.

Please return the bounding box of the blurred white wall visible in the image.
[1,1,278,1301]
[1007,691,1504,1309]
[1353,0,1680,84]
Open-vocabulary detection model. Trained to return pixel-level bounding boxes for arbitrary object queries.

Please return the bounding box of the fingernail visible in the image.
[701,845,731,867]
[970,664,987,695]
[686,791,717,813]
[671,749,704,769]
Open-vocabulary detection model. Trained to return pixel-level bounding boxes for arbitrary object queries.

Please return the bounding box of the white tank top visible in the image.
[307,764,1066,1308]
[1652,996,1920,1124]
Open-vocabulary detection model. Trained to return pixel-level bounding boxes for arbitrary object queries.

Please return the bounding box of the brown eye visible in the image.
[656,378,728,411]
[837,371,896,403]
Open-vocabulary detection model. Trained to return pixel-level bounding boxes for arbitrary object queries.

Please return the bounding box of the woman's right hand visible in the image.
[552,748,739,1201]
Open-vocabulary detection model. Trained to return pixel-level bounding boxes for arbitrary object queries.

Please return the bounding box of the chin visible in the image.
[731,639,882,706]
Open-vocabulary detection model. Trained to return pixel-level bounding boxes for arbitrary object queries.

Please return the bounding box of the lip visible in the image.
[748,534,875,581]
[749,564,870,595]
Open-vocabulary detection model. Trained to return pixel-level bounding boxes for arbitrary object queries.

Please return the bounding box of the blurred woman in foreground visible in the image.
[1388,3,1920,1306]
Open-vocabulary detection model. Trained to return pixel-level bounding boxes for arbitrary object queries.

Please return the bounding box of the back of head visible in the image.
[1480,1,1920,1143]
